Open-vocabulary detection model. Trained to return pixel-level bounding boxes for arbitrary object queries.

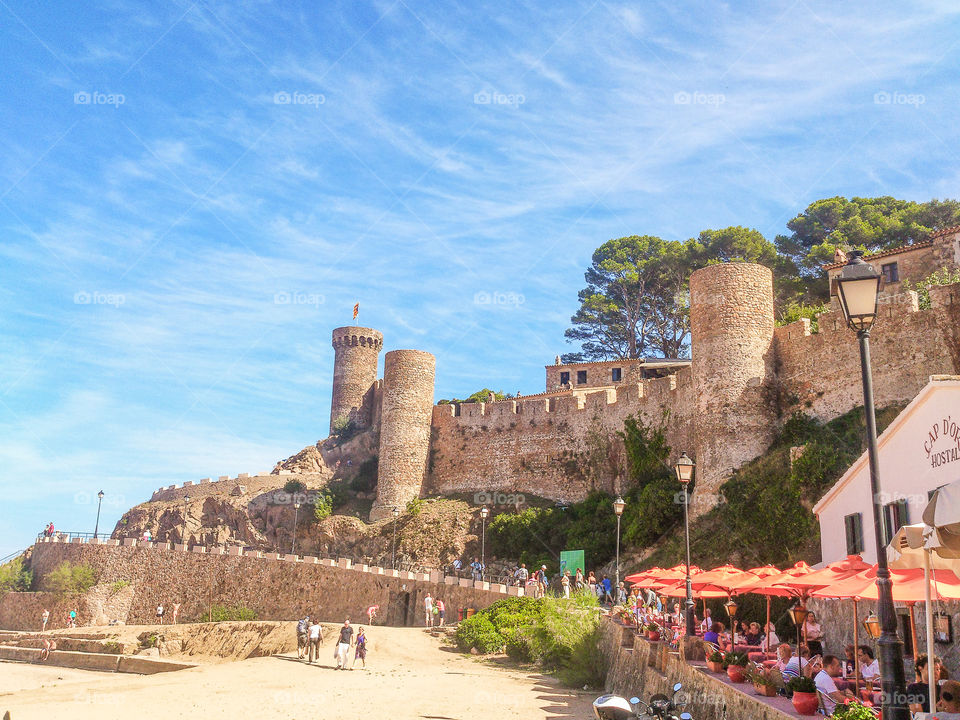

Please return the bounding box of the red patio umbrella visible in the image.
[624,567,666,586]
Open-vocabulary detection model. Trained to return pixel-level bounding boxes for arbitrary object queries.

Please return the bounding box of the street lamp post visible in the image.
[480,506,489,582]
[789,604,810,656]
[292,502,301,556]
[675,453,696,636]
[835,250,909,720]
[613,496,625,603]
[391,506,399,570]
[93,490,104,539]
[182,494,190,546]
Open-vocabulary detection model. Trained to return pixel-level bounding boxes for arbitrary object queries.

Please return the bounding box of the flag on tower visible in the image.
[353,303,359,320]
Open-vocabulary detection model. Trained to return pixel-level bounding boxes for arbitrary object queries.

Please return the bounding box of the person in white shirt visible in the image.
[700,608,712,633]
[307,620,323,663]
[424,594,434,627]
[814,655,854,715]
[761,621,780,652]
[858,645,881,682]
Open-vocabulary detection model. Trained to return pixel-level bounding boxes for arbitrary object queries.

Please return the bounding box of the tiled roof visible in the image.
[822,240,933,270]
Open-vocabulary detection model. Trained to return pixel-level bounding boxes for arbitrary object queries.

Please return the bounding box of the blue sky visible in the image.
[1,1,959,557]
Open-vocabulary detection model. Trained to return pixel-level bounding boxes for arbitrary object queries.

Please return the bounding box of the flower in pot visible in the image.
[723,651,749,683]
[706,650,725,673]
[745,665,779,697]
[831,701,877,719]
[786,676,818,716]
[645,622,661,641]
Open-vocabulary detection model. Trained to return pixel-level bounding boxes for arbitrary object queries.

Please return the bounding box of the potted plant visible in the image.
[645,622,661,642]
[745,665,779,697]
[723,651,749,683]
[706,650,725,673]
[832,701,878,719]
[786,676,819,716]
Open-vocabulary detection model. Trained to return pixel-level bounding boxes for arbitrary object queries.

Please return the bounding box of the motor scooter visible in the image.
[592,682,692,720]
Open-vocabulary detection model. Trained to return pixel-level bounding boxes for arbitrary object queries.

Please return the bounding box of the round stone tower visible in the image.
[370,349,436,521]
[689,262,775,514]
[330,326,384,434]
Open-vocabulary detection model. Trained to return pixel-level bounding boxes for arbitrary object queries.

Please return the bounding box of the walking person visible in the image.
[435,598,445,626]
[470,557,483,581]
[307,618,323,663]
[156,603,164,625]
[335,619,353,669]
[172,602,181,625]
[296,615,310,659]
[562,571,571,598]
[514,563,529,586]
[366,605,379,625]
[353,627,367,669]
[536,565,548,598]
[41,608,49,633]
[68,608,77,628]
[575,567,584,591]
[601,576,613,605]
[424,593,434,627]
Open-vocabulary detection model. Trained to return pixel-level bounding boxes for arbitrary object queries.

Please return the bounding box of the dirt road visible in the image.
[0,626,594,720]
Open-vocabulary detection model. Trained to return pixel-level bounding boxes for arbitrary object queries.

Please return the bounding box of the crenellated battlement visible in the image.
[148,471,324,504]
[331,327,383,351]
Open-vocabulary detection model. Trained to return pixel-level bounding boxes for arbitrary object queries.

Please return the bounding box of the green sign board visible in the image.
[559,550,585,576]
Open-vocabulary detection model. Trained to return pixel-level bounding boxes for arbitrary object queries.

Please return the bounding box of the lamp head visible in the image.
[97,490,104,500]
[724,598,738,619]
[480,506,489,519]
[862,612,882,639]
[675,452,695,484]
[833,251,883,333]
[613,496,625,516]
[789,604,810,626]
[392,506,399,518]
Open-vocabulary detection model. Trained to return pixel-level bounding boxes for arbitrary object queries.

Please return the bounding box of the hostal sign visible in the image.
[925,416,960,468]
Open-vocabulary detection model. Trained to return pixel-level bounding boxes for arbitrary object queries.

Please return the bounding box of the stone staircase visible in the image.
[0,631,193,675]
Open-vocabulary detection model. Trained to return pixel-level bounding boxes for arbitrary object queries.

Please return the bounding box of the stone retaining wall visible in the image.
[600,619,793,720]
[0,539,512,631]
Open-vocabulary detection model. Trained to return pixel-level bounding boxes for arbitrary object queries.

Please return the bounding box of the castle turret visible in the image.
[689,263,775,513]
[370,349,436,521]
[330,326,383,434]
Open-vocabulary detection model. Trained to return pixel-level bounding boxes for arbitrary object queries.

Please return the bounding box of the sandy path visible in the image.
[0,626,594,720]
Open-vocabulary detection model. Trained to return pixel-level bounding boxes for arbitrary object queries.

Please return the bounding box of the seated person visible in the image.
[703,621,722,647]
[841,644,856,678]
[908,654,939,714]
[760,622,780,652]
[857,645,880,683]
[715,622,732,651]
[700,608,713,633]
[744,621,763,646]
[814,655,855,716]
[783,644,812,679]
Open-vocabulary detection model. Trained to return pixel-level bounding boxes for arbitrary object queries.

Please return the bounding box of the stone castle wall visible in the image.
[425,371,696,502]
[775,285,960,420]
[3,538,516,631]
[149,473,323,504]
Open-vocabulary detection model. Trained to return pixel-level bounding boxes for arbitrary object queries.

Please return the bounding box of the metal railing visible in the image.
[36,531,105,542]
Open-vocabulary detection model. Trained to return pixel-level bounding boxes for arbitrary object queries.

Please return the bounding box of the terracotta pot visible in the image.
[646,631,660,642]
[791,691,819,716]
[754,683,777,697]
[726,664,747,683]
[706,660,724,673]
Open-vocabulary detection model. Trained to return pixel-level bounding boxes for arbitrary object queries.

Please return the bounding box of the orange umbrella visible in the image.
[624,567,665,586]
[738,561,815,598]
[774,555,872,593]
[724,565,782,645]
[812,566,960,603]
[657,579,728,599]
[689,564,758,593]
[645,564,703,588]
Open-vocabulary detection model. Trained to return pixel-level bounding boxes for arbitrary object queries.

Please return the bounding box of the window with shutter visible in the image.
[844,513,864,555]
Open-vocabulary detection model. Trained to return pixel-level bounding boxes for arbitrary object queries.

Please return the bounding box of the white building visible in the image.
[814,375,960,564]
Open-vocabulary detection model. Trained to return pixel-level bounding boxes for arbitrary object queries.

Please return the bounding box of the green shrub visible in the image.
[776,301,828,331]
[313,490,334,522]
[722,651,748,668]
[903,267,960,309]
[455,614,503,653]
[525,592,605,687]
[110,579,131,594]
[42,561,96,596]
[283,479,306,494]
[0,556,33,593]
[406,497,425,515]
[330,416,360,441]
[209,604,258,622]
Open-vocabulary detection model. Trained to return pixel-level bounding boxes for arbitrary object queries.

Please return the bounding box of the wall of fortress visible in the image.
[775,285,960,420]
[148,472,324,504]
[425,371,696,502]
[1,538,514,631]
